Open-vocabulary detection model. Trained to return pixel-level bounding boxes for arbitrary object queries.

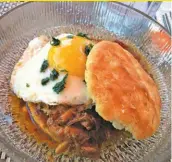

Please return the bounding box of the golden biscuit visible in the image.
[85,41,161,139]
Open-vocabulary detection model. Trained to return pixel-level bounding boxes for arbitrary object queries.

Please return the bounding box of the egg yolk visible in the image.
[48,36,91,78]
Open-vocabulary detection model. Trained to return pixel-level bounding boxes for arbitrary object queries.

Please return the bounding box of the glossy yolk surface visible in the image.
[48,36,91,78]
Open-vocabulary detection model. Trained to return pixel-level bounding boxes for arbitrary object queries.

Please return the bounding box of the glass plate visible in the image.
[0,2,171,162]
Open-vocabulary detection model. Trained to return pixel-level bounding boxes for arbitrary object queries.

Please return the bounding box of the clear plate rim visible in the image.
[0,2,170,36]
[0,2,171,162]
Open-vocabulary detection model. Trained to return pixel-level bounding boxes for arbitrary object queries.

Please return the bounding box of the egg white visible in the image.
[12,34,89,105]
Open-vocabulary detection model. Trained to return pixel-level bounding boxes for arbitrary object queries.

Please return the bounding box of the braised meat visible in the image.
[27,103,116,158]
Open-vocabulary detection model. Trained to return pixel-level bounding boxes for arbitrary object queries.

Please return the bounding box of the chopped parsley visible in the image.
[50,37,61,46]
[66,34,74,39]
[85,44,94,56]
[77,32,89,39]
[60,69,68,73]
[53,74,68,94]
[50,69,59,81]
[40,60,49,72]
[41,77,50,85]
[26,83,30,87]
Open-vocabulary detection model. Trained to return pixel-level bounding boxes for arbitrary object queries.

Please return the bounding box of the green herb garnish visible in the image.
[66,34,74,39]
[85,44,94,56]
[26,83,30,87]
[50,37,61,46]
[41,77,50,85]
[60,69,68,73]
[53,74,68,94]
[77,32,89,39]
[40,60,49,72]
[50,69,59,81]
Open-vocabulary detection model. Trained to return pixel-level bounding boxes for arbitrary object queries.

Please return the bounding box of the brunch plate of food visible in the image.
[0,2,171,162]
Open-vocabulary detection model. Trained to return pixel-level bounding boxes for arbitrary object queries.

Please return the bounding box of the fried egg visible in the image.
[11,34,93,105]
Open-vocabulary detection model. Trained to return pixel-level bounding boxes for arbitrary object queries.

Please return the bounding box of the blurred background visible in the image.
[124,2,171,34]
[0,2,171,35]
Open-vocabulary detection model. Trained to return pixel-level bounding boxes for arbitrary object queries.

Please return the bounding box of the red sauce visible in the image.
[151,31,171,52]
[8,94,58,149]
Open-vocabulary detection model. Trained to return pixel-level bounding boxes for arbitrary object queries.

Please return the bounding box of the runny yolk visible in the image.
[48,36,92,78]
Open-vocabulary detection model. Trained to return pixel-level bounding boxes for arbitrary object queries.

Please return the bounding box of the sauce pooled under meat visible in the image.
[9,40,153,159]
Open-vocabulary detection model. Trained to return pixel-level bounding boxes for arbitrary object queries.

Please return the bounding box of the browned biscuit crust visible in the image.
[85,41,161,139]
